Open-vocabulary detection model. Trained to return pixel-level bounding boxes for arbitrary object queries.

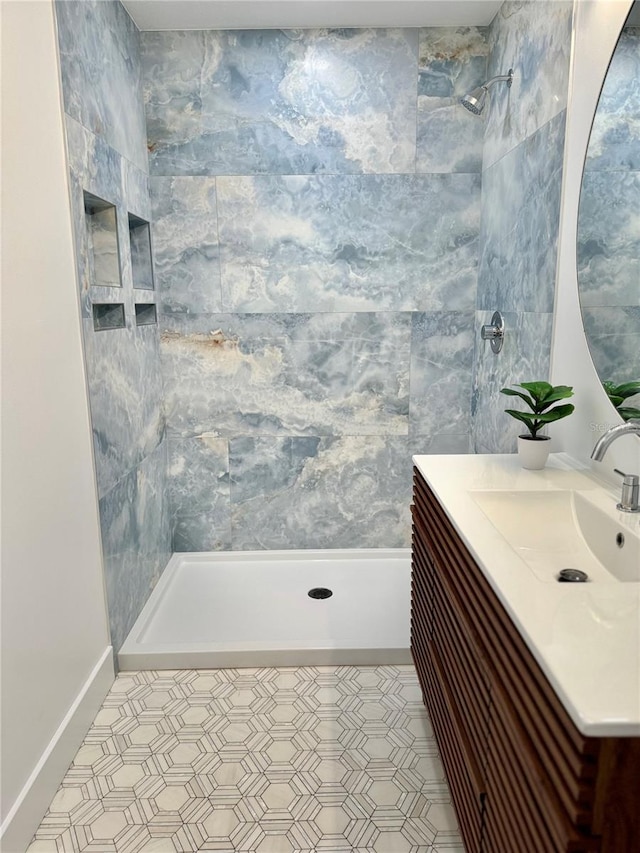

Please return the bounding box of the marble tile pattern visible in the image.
[150,177,222,315]
[410,312,474,440]
[87,206,121,288]
[581,307,640,389]
[141,29,419,176]
[29,665,463,852]
[578,28,640,397]
[470,1,574,454]
[577,171,640,309]
[215,174,481,313]
[160,313,411,440]
[168,435,232,552]
[56,4,172,654]
[584,29,640,173]
[483,0,573,170]
[477,111,566,315]
[417,28,488,174]
[99,442,172,655]
[83,319,165,499]
[229,436,413,550]
[55,0,148,172]
[141,25,486,550]
[65,118,165,499]
[471,311,554,454]
[129,221,155,290]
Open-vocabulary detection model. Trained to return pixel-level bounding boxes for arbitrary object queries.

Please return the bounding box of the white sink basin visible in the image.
[470,489,640,583]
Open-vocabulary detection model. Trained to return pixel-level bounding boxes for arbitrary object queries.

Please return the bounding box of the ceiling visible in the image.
[122,0,504,31]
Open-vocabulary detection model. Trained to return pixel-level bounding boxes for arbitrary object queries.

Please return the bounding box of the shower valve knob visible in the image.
[481,311,505,354]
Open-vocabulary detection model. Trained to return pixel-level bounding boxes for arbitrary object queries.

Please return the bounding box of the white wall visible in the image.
[1,1,113,849]
[551,0,640,479]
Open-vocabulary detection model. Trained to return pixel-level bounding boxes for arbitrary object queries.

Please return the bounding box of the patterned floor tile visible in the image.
[29,666,462,852]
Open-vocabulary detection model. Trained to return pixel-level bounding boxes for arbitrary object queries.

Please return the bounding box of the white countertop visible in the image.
[412,452,640,737]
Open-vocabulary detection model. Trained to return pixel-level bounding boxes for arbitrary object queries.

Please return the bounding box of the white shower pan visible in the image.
[118,549,411,670]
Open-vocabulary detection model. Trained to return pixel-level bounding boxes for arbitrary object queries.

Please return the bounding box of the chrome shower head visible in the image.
[460,86,488,115]
[460,69,513,115]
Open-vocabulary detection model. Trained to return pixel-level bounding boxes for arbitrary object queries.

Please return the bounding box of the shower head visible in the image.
[460,69,513,115]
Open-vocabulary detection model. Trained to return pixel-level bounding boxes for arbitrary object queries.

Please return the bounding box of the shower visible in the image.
[461,68,514,114]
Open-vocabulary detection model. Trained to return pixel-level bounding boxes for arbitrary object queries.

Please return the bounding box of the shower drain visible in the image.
[308,587,333,599]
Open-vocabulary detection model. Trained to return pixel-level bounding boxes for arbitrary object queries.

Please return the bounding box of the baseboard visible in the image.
[0,647,114,853]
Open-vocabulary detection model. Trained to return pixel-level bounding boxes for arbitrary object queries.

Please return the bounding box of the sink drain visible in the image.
[557,569,589,583]
[308,587,333,599]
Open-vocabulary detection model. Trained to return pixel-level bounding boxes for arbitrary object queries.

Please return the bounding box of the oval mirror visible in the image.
[577,0,640,422]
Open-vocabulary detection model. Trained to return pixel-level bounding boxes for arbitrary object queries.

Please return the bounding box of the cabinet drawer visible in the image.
[433,572,490,780]
[415,640,484,853]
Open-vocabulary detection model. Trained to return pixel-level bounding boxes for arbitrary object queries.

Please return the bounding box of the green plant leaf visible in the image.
[518,381,554,404]
[608,380,640,400]
[504,408,539,436]
[500,387,536,409]
[532,403,575,423]
[535,386,574,411]
[502,382,574,413]
[618,406,640,422]
[607,394,625,407]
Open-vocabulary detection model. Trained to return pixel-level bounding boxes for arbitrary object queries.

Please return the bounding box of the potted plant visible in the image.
[500,381,575,469]
[602,380,640,422]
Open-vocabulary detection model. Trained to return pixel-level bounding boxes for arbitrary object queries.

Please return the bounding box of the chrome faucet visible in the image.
[591,420,640,512]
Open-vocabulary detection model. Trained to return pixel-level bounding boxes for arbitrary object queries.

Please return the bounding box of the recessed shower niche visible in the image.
[128,213,154,290]
[92,302,126,331]
[135,302,157,326]
[83,191,122,288]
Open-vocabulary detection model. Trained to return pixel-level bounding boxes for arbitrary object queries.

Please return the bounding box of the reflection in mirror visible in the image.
[577,1,640,422]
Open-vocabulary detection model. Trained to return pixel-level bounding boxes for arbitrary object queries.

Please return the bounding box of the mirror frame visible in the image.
[576,2,640,423]
[551,0,639,474]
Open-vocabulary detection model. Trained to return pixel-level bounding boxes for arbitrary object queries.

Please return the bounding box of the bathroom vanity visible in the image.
[411,454,640,853]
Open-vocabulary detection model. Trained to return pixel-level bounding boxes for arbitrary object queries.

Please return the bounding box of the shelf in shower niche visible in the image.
[93,302,125,331]
[135,303,157,326]
[128,213,154,290]
[118,549,411,670]
[83,191,122,288]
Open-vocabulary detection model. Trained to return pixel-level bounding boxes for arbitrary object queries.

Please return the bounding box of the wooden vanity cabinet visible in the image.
[411,468,640,853]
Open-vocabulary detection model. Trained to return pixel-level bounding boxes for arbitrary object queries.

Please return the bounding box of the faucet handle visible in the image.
[614,468,639,484]
[613,469,640,513]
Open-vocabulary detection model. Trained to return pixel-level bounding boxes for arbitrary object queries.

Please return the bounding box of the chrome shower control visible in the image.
[481,311,505,354]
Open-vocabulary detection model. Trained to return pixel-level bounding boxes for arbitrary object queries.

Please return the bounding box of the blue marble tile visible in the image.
[99,440,171,653]
[410,311,474,438]
[410,434,472,456]
[84,318,166,498]
[585,29,640,172]
[217,174,480,312]
[160,313,411,439]
[168,436,231,552]
[477,112,566,314]
[229,435,412,549]
[577,171,640,308]
[150,177,222,314]
[417,27,488,174]
[66,118,132,311]
[142,28,418,175]
[123,158,152,223]
[55,0,147,172]
[483,0,573,170]
[470,310,554,453]
[582,307,640,387]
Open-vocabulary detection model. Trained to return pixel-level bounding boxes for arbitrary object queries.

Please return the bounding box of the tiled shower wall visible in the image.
[578,26,640,391]
[55,0,171,652]
[142,27,488,551]
[471,0,574,452]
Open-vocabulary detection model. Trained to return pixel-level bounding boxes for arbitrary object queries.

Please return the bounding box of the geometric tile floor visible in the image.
[28,666,463,852]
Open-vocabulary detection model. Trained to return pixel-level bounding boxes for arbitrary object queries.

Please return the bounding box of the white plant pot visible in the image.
[517,435,551,470]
